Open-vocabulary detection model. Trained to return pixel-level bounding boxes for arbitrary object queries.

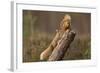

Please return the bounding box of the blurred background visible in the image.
[23,10,91,62]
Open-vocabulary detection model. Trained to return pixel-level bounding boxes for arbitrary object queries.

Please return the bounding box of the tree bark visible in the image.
[48,30,76,61]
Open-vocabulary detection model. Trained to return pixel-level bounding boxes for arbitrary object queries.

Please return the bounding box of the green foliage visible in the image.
[23,30,91,62]
[63,36,91,60]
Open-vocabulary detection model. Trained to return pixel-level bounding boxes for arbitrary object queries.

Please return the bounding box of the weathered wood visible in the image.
[48,30,76,61]
[40,14,73,61]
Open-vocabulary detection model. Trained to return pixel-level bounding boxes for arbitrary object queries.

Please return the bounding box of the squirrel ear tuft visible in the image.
[64,14,71,20]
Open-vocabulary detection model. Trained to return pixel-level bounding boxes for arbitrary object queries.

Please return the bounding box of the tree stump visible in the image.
[40,14,75,61]
[48,30,76,61]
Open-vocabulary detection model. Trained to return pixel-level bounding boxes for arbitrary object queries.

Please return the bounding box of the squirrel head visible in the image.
[60,14,71,31]
[63,14,71,25]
